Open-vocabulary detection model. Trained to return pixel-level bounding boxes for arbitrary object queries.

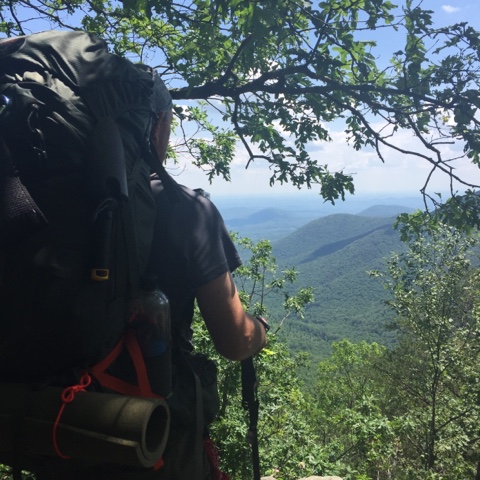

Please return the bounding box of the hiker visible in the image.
[150,80,268,361]
[147,75,269,479]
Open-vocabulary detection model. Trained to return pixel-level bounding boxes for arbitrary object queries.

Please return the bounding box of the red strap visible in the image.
[153,457,165,471]
[52,371,92,459]
[90,330,159,398]
[124,329,153,397]
[90,335,126,377]
[204,437,231,480]
[90,330,165,471]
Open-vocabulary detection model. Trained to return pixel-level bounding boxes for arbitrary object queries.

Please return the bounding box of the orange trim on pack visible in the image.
[52,371,92,459]
[91,329,161,398]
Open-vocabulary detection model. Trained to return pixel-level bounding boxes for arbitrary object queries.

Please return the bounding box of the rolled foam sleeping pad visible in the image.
[0,382,170,468]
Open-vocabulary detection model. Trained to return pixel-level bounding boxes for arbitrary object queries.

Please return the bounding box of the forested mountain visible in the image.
[225,206,322,241]
[268,213,407,363]
[357,205,416,217]
[222,200,417,242]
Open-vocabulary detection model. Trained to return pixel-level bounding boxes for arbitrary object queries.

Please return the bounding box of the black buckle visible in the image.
[255,315,270,333]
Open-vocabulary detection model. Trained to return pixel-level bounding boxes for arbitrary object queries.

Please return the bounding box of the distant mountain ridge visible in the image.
[273,213,398,261]
[223,202,416,241]
[357,204,417,217]
[267,212,405,363]
[225,207,321,241]
[228,207,293,227]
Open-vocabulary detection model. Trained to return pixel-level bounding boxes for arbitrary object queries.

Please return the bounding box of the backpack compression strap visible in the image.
[90,330,156,399]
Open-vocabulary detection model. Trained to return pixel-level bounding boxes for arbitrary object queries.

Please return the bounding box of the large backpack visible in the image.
[0,32,228,479]
[0,30,162,383]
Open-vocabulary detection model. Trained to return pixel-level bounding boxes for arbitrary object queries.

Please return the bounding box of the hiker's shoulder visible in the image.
[153,180,219,216]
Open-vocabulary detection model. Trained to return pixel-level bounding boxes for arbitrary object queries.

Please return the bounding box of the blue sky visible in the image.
[174,1,480,200]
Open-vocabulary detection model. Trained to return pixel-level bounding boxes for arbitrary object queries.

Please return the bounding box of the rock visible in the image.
[261,476,343,480]
[299,477,343,480]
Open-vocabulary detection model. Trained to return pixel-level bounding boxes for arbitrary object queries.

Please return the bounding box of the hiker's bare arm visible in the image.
[196,272,267,361]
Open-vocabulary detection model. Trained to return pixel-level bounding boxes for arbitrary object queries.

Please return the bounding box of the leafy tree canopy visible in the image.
[2,0,480,213]
[369,219,480,477]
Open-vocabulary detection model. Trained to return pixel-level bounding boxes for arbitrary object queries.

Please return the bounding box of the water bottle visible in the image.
[128,274,172,398]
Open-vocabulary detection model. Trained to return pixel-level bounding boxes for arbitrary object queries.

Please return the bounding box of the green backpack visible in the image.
[0,30,163,383]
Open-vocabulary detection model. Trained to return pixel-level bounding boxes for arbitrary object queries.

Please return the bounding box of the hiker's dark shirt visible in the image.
[150,179,241,352]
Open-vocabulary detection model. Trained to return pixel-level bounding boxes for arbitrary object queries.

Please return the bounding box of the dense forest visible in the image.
[206,218,480,479]
[228,209,410,368]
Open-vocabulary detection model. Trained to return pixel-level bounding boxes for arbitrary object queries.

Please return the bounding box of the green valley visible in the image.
[221,201,416,365]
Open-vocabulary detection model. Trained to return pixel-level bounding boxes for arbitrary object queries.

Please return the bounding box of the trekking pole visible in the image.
[241,357,261,480]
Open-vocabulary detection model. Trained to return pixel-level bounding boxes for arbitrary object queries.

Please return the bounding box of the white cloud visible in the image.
[441,5,460,13]
[170,116,480,199]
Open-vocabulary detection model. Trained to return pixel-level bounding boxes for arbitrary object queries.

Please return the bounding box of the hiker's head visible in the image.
[150,73,173,164]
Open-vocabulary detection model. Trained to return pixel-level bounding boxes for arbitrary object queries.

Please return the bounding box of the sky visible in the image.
[171,0,480,200]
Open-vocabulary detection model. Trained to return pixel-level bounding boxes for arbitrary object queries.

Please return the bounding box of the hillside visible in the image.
[357,204,417,217]
[217,194,425,242]
[269,213,405,363]
[226,207,320,241]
